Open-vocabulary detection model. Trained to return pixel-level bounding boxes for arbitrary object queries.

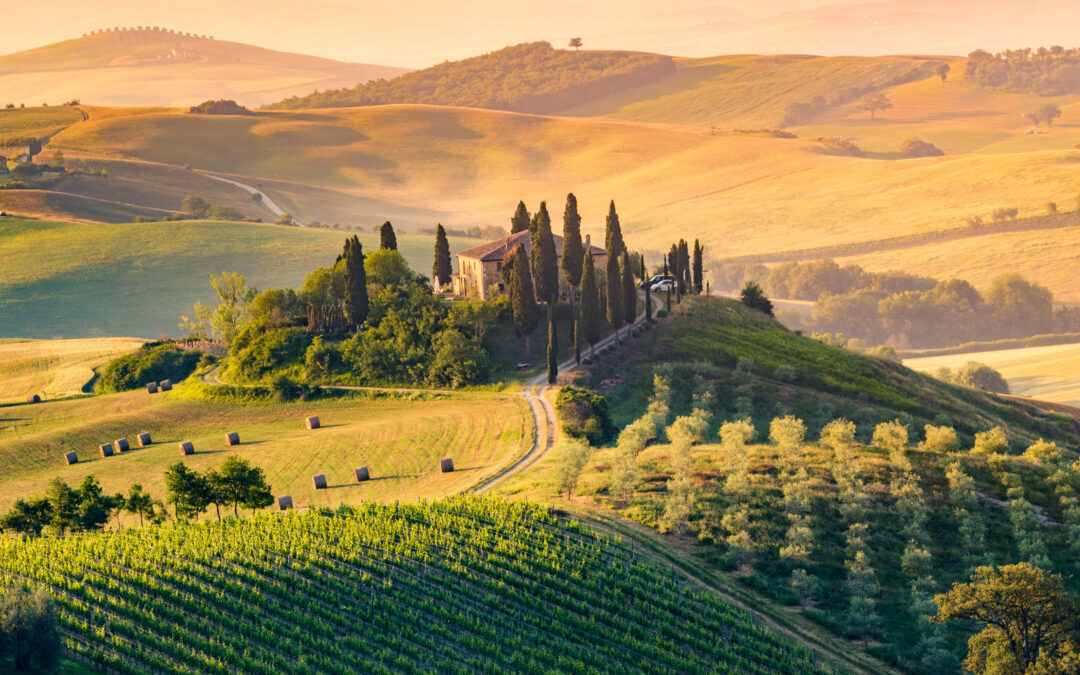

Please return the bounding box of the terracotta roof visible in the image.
[457,231,606,262]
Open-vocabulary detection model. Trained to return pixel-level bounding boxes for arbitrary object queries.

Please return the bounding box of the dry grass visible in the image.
[0,338,144,404]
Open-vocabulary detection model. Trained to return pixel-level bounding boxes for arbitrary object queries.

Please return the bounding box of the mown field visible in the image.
[0,383,530,516]
[0,337,143,404]
[0,217,485,338]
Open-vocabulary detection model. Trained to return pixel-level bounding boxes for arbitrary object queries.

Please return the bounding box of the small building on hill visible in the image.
[451,230,606,299]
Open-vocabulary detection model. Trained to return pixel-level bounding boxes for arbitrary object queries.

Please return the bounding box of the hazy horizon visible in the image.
[6,0,1080,68]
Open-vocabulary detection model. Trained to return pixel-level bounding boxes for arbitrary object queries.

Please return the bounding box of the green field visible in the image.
[0,217,486,338]
[0,337,144,404]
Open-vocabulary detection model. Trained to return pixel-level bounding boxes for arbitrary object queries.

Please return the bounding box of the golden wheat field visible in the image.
[0,338,144,404]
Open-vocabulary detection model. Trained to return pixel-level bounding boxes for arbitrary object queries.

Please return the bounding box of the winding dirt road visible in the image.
[203,174,298,225]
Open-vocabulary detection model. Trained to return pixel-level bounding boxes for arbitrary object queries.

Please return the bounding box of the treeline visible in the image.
[781,61,938,126]
[966,47,1080,95]
[266,42,676,114]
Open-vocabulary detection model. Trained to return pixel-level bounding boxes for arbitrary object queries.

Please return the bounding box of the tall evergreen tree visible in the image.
[573,313,581,364]
[643,255,653,322]
[379,221,397,250]
[579,251,602,358]
[605,200,624,259]
[530,200,550,236]
[562,194,585,290]
[343,235,368,329]
[606,251,624,341]
[622,250,637,336]
[668,244,681,303]
[508,244,538,358]
[547,312,558,384]
[678,239,690,296]
[692,239,704,293]
[510,201,531,234]
[531,201,559,305]
[432,224,452,289]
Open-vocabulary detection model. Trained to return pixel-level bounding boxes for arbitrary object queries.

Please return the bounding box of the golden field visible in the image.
[0,337,144,404]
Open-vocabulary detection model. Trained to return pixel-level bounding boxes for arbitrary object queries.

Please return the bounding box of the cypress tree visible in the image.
[511,201,530,234]
[692,239,704,294]
[379,221,397,250]
[547,312,558,384]
[562,194,584,290]
[579,251,602,358]
[606,250,624,341]
[343,236,368,329]
[678,239,691,296]
[605,200,624,259]
[509,244,538,358]
[530,200,550,236]
[531,201,559,305]
[669,244,681,303]
[643,255,653,322]
[638,254,646,282]
[573,313,581,364]
[666,287,672,313]
[622,250,637,336]
[432,224,452,289]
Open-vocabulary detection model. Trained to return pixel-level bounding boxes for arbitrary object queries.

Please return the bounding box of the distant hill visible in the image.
[266,41,676,114]
[0,28,409,107]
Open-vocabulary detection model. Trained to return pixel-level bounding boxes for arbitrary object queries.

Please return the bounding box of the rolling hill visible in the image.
[0,28,408,107]
[0,337,144,404]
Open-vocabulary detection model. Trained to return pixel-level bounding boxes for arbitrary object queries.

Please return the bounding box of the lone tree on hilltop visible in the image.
[860,92,892,119]
[432,224,452,289]
[510,200,530,234]
[509,244,538,358]
[579,251,602,357]
[936,63,951,81]
[379,221,397,250]
[343,235,368,329]
[569,37,583,51]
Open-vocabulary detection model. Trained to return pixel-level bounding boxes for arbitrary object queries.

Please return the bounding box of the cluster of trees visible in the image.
[188,99,253,115]
[934,361,1010,394]
[966,47,1080,95]
[1024,103,1063,127]
[181,193,247,221]
[0,586,59,672]
[555,386,614,445]
[417,223,505,240]
[780,63,934,126]
[162,457,273,520]
[267,42,676,114]
[99,341,203,392]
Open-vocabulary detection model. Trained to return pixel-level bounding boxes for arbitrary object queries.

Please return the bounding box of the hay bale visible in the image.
[63,451,78,465]
[137,432,152,446]
[305,416,320,429]
[26,394,41,404]
[312,474,327,489]
[114,438,130,452]
[225,431,240,446]
[99,443,114,458]
[277,495,293,511]
[147,382,158,394]
[440,458,454,473]
[159,379,172,391]
[179,441,194,456]
[354,466,370,482]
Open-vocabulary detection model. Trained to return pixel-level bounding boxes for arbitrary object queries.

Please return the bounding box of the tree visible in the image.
[449,297,501,346]
[860,92,892,119]
[692,239,704,293]
[0,499,52,537]
[668,244,680,302]
[556,437,590,498]
[934,563,1080,674]
[26,138,41,164]
[208,457,274,517]
[182,194,211,218]
[569,37,583,51]
[123,484,156,528]
[45,478,79,536]
[561,193,585,293]
[604,200,624,259]
[52,148,65,169]
[952,361,1010,394]
[740,281,773,315]
[510,200,530,234]
[379,221,397,250]
[0,586,60,672]
[1039,103,1063,127]
[508,244,538,358]
[547,312,558,384]
[579,251,602,357]
[343,236,368,329]
[164,462,211,520]
[606,248,624,340]
[364,248,412,287]
[621,251,637,336]
[432,224,452,289]
[678,239,691,296]
[643,255,653,322]
[531,202,559,305]
[75,475,113,531]
[936,63,951,81]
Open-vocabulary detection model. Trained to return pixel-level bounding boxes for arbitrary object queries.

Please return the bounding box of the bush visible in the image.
[232,327,312,380]
[270,375,312,402]
[428,329,489,387]
[774,364,798,382]
[899,138,944,157]
[655,309,668,318]
[100,343,201,392]
[208,205,244,221]
[556,387,614,446]
[189,99,252,115]
[951,361,1010,394]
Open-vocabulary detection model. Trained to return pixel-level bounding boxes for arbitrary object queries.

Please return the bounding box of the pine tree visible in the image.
[579,251,602,357]
[531,201,559,305]
[622,250,636,336]
[561,193,584,290]
[509,244,538,358]
[510,200,530,234]
[606,250,624,341]
[547,311,558,384]
[379,221,397,250]
[643,255,653,322]
[432,224,452,289]
[343,235,368,329]
[692,239,704,293]
[605,200,624,258]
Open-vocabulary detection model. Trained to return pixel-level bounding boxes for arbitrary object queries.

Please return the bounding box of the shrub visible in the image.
[655,309,668,318]
[952,361,1010,394]
[428,329,489,387]
[774,364,798,382]
[816,136,864,156]
[232,327,312,380]
[973,427,1009,455]
[208,205,244,221]
[100,343,200,392]
[899,138,944,157]
[922,424,960,453]
[556,387,614,446]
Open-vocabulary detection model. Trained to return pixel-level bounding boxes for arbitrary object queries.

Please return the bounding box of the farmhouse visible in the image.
[451,231,606,299]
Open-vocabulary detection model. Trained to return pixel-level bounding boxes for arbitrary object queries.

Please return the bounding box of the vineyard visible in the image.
[0,496,826,674]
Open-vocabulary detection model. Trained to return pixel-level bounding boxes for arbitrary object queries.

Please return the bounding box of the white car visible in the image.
[650,280,674,292]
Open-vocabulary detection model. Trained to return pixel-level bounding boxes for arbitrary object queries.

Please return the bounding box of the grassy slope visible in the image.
[0,106,84,147]
[0,218,486,338]
[0,337,144,404]
[0,383,529,516]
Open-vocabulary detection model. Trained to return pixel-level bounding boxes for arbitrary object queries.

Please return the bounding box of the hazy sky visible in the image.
[5,0,1080,67]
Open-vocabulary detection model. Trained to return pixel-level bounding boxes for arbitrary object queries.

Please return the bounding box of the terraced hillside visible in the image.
[0,497,826,674]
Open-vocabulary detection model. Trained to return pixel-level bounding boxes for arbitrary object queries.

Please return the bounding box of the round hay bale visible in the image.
[312,474,327,489]
[114,438,130,452]
[99,443,114,458]
[137,432,152,447]
[440,458,454,473]
[354,466,370,482]
[63,451,78,465]
[26,394,41,404]
[225,432,240,446]
[305,416,321,430]
[147,382,159,394]
[179,441,194,456]
[277,495,293,511]
[159,379,173,391]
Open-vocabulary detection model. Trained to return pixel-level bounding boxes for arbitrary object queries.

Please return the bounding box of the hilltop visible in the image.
[0,28,408,107]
